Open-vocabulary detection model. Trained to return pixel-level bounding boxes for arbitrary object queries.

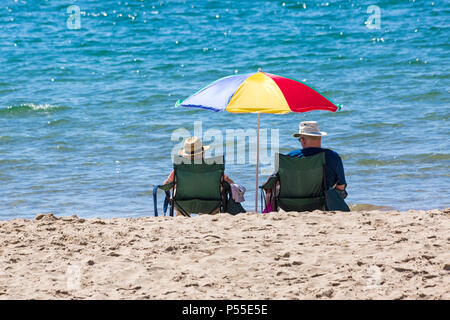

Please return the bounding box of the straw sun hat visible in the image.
[178,136,210,157]
[293,121,327,138]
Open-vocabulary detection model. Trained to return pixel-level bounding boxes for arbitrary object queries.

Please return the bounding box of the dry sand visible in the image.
[0,209,449,300]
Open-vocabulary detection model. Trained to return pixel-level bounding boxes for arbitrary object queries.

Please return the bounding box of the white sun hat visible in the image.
[293,121,327,137]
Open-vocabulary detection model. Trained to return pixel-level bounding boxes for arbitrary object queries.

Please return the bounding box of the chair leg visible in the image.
[170,200,174,217]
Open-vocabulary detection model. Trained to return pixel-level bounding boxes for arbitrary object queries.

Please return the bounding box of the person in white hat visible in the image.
[289,121,347,192]
[263,121,347,209]
[163,136,234,185]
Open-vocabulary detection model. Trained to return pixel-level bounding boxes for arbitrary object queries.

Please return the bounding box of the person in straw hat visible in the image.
[263,121,347,207]
[163,136,234,185]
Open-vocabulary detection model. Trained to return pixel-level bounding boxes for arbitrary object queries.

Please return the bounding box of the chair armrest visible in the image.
[158,182,174,191]
[153,183,174,217]
[259,175,278,190]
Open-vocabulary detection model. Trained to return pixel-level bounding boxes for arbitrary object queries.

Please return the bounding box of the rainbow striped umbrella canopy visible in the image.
[176,71,339,113]
[175,71,340,212]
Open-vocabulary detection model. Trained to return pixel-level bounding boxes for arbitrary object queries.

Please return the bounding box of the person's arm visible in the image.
[224,174,234,184]
[331,153,348,199]
[335,184,346,190]
[330,151,347,190]
[163,170,174,185]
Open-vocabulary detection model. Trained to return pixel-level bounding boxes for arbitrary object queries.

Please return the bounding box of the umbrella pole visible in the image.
[255,113,260,213]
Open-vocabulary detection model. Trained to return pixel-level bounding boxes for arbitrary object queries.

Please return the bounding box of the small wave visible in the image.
[152,63,178,71]
[338,131,378,141]
[46,119,71,126]
[356,153,450,167]
[0,104,67,115]
[407,91,445,102]
[322,109,355,117]
[0,159,27,165]
[0,136,13,142]
[419,112,450,121]
[357,122,404,129]
[356,159,409,166]
[413,153,450,161]
[54,144,76,152]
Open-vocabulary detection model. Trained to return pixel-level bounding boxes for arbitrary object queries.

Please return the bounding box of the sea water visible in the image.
[0,0,448,219]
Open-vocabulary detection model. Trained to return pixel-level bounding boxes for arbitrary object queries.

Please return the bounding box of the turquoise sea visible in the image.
[0,0,449,220]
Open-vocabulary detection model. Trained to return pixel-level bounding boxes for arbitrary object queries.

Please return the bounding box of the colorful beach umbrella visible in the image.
[176,71,340,212]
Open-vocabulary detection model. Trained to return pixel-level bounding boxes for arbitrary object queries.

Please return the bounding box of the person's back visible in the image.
[161,136,238,216]
[262,121,348,212]
[164,136,234,186]
[289,121,347,194]
[287,148,346,191]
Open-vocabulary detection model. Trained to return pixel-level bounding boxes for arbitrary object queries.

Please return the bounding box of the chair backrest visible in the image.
[276,152,326,211]
[173,155,224,201]
[278,152,325,198]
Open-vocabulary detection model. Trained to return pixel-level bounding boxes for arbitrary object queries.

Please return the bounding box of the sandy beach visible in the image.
[0,209,449,300]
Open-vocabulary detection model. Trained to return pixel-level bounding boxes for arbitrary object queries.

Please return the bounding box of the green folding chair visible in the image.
[260,152,327,212]
[155,155,230,217]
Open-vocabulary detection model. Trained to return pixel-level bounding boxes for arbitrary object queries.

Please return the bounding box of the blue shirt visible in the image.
[286,147,347,189]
